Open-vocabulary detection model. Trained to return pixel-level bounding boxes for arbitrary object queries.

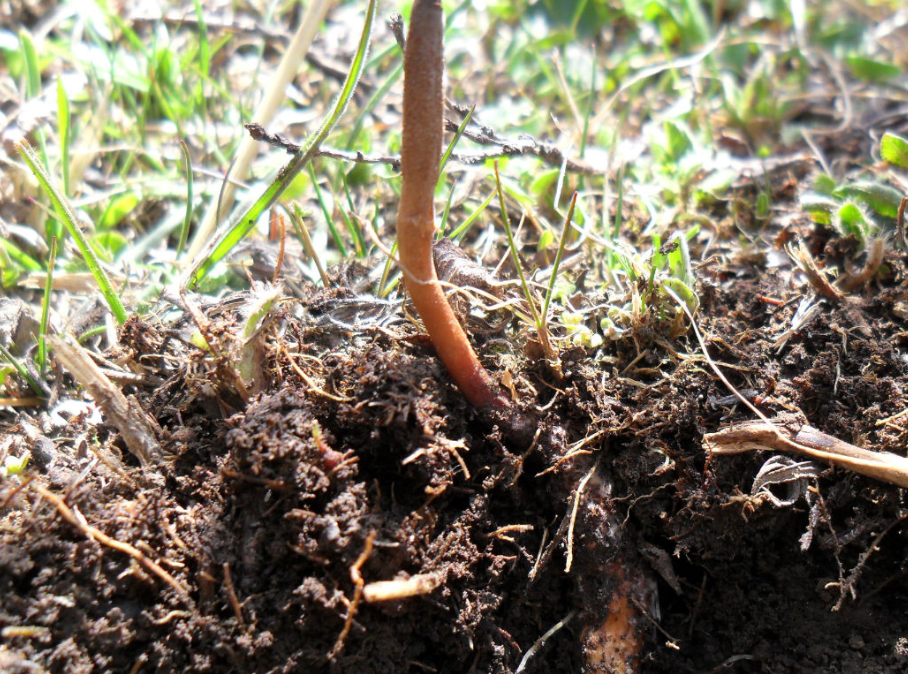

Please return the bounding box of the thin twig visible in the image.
[515,611,576,674]
[33,484,194,607]
[244,122,600,174]
[565,461,597,573]
[328,531,375,659]
[223,562,245,628]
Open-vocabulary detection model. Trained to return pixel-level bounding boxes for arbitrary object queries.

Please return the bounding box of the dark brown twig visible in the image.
[444,118,598,174]
[245,122,599,174]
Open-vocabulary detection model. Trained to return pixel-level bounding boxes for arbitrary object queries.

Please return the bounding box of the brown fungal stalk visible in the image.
[397,0,508,411]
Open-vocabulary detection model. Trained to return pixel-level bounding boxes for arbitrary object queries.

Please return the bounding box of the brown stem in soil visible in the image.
[569,462,653,674]
[397,0,508,411]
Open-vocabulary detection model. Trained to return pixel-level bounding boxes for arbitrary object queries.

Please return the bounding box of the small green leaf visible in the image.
[756,191,770,218]
[537,229,555,251]
[835,202,868,240]
[661,277,700,316]
[91,230,130,259]
[833,181,902,219]
[530,169,560,199]
[99,193,139,229]
[881,132,908,169]
[662,120,693,163]
[846,56,901,83]
[2,454,29,478]
[801,193,836,225]
[813,173,838,196]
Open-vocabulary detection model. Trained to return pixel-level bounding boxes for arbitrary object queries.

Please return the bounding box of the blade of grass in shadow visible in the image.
[449,189,496,241]
[377,240,399,298]
[340,171,366,257]
[289,202,330,287]
[308,162,348,256]
[177,139,193,257]
[0,342,45,399]
[16,140,128,325]
[437,106,474,237]
[541,191,578,325]
[188,0,376,287]
[37,235,57,375]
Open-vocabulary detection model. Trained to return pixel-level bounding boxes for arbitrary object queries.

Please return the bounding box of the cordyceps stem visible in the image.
[397,0,508,411]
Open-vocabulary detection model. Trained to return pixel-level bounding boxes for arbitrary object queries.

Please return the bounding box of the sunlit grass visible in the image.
[0,0,904,397]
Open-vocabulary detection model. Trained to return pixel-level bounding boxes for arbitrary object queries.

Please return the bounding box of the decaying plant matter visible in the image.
[395,0,509,412]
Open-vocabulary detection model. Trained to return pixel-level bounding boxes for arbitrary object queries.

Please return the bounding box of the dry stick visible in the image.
[662,288,908,489]
[222,562,245,628]
[244,119,600,174]
[50,336,161,467]
[396,0,508,411]
[33,484,194,607]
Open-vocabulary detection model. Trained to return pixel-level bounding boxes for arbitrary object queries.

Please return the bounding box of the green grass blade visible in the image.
[56,78,71,197]
[37,236,58,374]
[19,30,41,98]
[436,106,475,238]
[450,189,496,242]
[0,342,45,399]
[16,140,128,325]
[438,182,458,239]
[612,164,624,239]
[308,163,348,256]
[542,191,578,324]
[0,239,42,272]
[438,104,474,179]
[177,139,194,257]
[189,0,377,287]
[340,171,366,257]
[346,61,402,151]
[494,162,542,329]
[289,202,330,287]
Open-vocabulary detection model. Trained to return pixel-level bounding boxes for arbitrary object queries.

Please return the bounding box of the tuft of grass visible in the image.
[16,140,128,325]
[188,0,378,287]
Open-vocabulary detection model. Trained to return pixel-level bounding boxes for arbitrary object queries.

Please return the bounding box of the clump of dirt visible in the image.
[3,202,908,673]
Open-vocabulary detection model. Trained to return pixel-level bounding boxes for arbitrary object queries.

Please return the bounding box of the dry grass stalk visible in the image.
[704,420,908,488]
[50,336,161,466]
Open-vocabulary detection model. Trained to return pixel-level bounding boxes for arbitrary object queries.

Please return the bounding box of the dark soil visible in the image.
[4,195,908,674]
